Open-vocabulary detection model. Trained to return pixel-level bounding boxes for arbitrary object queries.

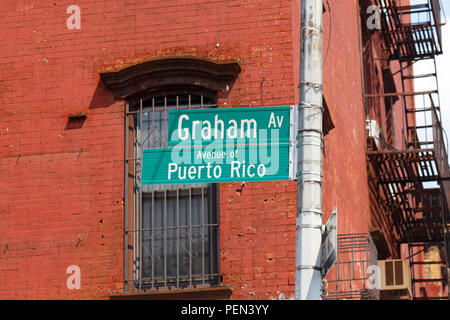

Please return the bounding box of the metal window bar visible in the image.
[124,92,220,290]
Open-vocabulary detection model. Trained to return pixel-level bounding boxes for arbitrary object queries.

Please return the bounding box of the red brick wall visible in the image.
[0,1,126,299]
[0,0,386,299]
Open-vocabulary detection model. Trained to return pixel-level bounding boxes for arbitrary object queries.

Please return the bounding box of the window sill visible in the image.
[109,286,233,300]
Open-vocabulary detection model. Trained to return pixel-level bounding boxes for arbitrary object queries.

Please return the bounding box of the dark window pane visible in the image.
[135,93,218,288]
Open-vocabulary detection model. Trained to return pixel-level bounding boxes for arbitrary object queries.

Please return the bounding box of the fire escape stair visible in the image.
[368,0,449,300]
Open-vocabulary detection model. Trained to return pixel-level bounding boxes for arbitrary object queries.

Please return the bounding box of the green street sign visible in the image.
[142,106,297,185]
[167,106,291,146]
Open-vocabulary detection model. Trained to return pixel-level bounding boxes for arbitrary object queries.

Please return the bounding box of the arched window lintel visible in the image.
[100,57,241,99]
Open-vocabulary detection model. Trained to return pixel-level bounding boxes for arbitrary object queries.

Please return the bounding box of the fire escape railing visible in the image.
[366,0,449,299]
[325,234,379,300]
[376,0,443,61]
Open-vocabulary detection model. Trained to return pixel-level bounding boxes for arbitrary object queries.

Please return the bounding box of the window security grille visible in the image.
[125,92,220,290]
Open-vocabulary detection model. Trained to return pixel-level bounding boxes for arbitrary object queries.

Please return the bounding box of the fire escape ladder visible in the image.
[367,0,449,300]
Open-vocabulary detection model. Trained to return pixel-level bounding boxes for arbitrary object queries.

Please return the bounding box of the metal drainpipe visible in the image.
[296,0,324,300]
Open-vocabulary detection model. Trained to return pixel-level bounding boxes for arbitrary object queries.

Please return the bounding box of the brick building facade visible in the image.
[0,0,448,300]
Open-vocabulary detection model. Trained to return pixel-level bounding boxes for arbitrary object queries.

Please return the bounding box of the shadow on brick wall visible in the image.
[89,80,116,109]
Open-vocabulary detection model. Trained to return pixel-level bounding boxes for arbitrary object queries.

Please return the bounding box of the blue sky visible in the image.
[441,0,450,17]
[434,1,449,158]
[410,0,450,160]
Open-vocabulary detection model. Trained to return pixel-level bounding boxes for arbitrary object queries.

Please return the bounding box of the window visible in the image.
[126,91,220,290]
[100,57,241,293]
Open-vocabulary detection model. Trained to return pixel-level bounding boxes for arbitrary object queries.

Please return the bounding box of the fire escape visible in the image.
[367,0,449,299]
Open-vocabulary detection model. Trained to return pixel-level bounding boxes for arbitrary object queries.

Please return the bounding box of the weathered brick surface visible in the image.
[0,0,302,300]
[0,0,406,300]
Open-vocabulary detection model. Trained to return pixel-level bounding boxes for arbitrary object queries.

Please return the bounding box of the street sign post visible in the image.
[142,106,298,184]
[321,208,338,277]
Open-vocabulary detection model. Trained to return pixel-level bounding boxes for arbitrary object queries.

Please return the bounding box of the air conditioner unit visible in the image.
[366,120,381,149]
[378,259,412,300]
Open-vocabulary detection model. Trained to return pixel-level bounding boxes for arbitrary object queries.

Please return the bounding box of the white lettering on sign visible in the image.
[196,151,227,160]
[178,114,189,140]
[268,112,284,128]
[168,162,222,180]
[177,114,257,141]
[231,161,266,178]
[167,161,266,181]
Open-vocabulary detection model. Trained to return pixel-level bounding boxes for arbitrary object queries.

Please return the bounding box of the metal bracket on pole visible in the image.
[297,169,323,184]
[297,224,323,230]
[297,208,323,216]
[297,131,323,140]
[297,102,324,110]
[289,106,299,181]
[296,265,322,272]
[300,25,323,35]
[321,208,338,278]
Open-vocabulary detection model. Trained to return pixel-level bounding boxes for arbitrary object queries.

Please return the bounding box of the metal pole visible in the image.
[296,0,324,300]
[124,101,129,292]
